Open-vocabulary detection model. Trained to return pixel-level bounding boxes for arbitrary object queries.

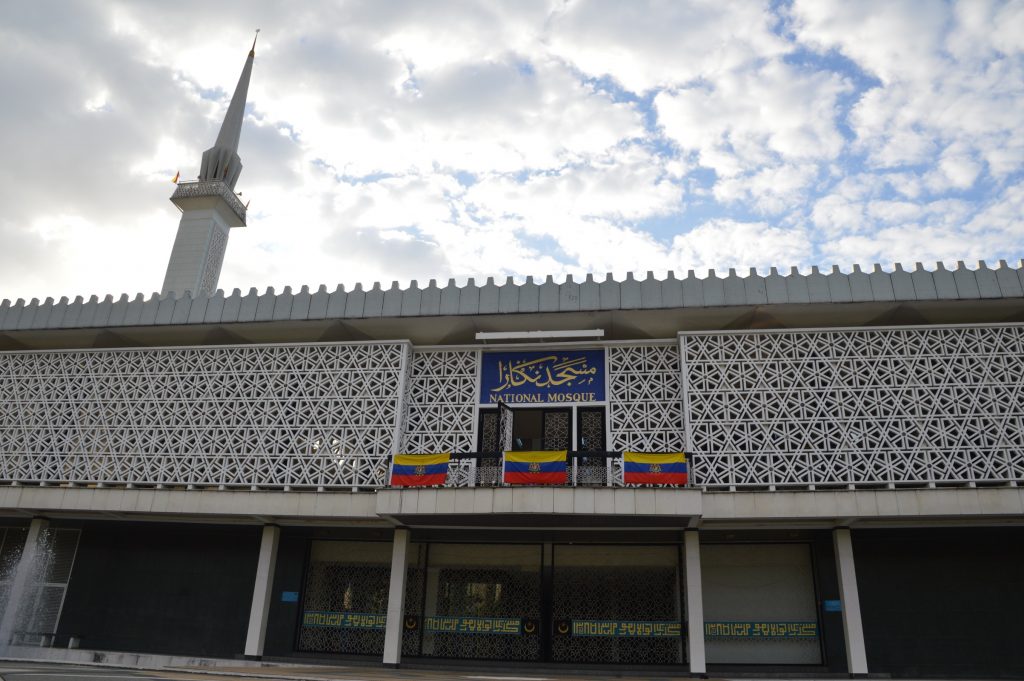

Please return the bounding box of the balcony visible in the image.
[170,179,247,225]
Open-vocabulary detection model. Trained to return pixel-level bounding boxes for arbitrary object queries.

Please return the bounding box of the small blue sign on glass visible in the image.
[281,591,299,603]
[480,350,605,404]
[823,599,842,612]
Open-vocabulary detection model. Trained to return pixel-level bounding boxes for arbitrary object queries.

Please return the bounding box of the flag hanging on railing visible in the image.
[503,450,568,485]
[390,453,450,487]
[623,452,688,485]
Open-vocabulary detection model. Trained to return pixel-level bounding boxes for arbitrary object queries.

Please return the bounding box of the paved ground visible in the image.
[0,661,712,681]
[0,662,1008,681]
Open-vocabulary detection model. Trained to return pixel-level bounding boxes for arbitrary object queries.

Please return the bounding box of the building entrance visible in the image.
[403,543,542,662]
[399,541,687,666]
[292,538,826,668]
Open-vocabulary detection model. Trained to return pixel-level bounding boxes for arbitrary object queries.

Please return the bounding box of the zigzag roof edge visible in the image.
[1,260,1023,332]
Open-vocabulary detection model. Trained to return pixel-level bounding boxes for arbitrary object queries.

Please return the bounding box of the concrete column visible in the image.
[0,518,49,646]
[244,525,280,658]
[683,529,706,675]
[834,528,869,675]
[382,528,410,667]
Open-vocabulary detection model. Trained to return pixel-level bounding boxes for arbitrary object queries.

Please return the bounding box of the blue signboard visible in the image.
[480,350,605,404]
[281,591,299,603]
[823,599,842,612]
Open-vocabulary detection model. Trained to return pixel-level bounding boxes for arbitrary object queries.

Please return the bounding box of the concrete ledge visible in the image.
[0,486,382,524]
[702,486,1024,524]
[375,487,704,518]
[1,485,1021,527]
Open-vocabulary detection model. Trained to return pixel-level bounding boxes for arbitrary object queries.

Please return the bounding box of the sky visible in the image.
[1,0,1023,303]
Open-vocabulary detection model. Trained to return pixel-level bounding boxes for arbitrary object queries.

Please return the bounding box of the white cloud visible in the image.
[546,0,787,92]
[792,0,1024,180]
[548,219,668,276]
[669,220,811,273]
[465,146,680,225]
[966,180,1024,235]
[655,59,850,213]
[657,60,849,167]
[714,163,822,214]
[866,200,923,225]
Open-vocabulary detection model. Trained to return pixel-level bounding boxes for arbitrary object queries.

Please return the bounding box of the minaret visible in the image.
[161,34,257,298]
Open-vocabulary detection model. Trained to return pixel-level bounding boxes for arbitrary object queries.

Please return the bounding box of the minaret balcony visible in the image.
[171,179,247,227]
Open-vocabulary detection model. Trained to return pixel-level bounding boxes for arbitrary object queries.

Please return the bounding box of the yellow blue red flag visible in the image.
[503,450,567,485]
[391,453,450,487]
[623,452,687,485]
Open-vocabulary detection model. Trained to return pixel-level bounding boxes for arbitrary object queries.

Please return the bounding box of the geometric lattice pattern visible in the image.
[552,549,682,664]
[608,344,685,453]
[543,411,571,450]
[681,325,1024,489]
[199,226,228,296]
[298,563,389,655]
[0,342,409,489]
[400,349,478,486]
[414,544,542,661]
[575,409,610,485]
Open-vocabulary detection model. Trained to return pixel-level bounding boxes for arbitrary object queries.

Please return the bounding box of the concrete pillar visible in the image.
[834,528,869,675]
[684,529,706,674]
[244,525,280,658]
[0,518,49,646]
[382,528,410,667]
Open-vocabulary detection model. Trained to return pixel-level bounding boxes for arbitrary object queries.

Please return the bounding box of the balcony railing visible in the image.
[2,448,1019,492]
[171,179,247,223]
[440,451,627,488]
[0,451,632,491]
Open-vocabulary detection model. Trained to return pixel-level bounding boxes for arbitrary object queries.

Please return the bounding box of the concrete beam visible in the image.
[0,486,381,524]
[0,485,1021,528]
[374,487,703,518]
[700,486,1024,524]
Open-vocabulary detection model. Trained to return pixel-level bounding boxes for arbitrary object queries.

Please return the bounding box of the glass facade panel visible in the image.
[297,540,392,656]
[413,543,542,661]
[552,545,683,664]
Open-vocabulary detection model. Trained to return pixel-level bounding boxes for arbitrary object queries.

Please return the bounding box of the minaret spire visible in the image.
[162,36,258,298]
[199,33,258,190]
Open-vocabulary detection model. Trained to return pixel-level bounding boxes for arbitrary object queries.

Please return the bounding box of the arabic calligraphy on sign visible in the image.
[704,621,818,639]
[480,350,605,404]
[301,611,386,630]
[571,620,682,638]
[423,616,522,635]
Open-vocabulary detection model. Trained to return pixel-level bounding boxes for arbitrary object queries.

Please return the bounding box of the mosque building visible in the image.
[1,42,1023,678]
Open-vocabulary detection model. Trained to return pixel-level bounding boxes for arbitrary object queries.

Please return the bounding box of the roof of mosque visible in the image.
[2,260,1022,334]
